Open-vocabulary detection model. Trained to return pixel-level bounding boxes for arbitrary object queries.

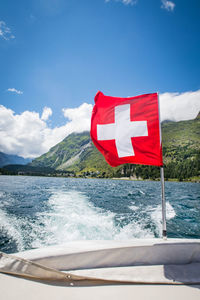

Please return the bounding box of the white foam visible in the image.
[149,202,176,236]
[30,190,117,248]
[139,190,145,195]
[0,191,5,198]
[166,202,176,220]
[129,205,139,211]
[29,190,155,248]
[115,222,154,239]
[0,189,163,252]
[0,209,25,251]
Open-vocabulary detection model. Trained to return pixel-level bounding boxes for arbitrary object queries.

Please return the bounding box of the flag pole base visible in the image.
[162,230,167,240]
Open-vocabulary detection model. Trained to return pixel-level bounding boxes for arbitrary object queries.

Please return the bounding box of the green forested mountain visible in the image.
[30,115,200,180]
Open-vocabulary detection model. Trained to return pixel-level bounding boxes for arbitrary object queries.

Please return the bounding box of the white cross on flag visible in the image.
[90,91,163,167]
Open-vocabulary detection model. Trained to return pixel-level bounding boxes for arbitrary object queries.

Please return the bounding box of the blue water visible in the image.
[0,175,199,253]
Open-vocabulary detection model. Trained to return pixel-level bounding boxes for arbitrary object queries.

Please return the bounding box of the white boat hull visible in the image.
[0,239,200,299]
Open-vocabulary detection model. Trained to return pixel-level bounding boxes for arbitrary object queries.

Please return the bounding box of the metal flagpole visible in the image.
[157,92,167,240]
[160,166,167,239]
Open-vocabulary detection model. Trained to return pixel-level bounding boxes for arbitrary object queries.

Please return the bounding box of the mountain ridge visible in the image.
[0,152,31,168]
[29,116,200,180]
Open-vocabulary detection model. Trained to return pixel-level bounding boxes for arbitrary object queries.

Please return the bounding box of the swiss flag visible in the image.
[90,91,163,167]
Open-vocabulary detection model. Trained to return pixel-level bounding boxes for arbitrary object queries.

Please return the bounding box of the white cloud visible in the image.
[0,103,93,159]
[159,90,200,122]
[106,0,175,10]
[7,88,23,95]
[0,21,15,40]
[41,107,52,121]
[105,0,137,6]
[62,103,92,123]
[0,91,199,159]
[161,0,175,11]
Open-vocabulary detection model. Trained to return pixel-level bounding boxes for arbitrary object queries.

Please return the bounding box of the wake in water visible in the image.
[28,190,155,249]
[0,189,155,252]
[0,176,199,253]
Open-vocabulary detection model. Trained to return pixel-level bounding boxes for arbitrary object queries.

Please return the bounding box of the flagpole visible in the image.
[160,166,167,239]
[157,92,167,240]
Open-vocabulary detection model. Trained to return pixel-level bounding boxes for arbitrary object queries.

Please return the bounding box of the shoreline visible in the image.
[0,173,199,183]
[112,176,200,183]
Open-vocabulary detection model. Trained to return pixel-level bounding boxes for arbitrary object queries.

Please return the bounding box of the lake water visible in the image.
[0,175,199,253]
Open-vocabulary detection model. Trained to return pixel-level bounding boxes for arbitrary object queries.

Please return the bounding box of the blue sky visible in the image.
[0,0,200,157]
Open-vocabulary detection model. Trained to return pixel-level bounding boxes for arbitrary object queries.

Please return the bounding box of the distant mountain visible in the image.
[0,152,32,168]
[30,131,113,175]
[30,115,200,180]
[30,131,92,170]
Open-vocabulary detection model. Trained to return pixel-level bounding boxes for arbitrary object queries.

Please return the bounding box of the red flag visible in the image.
[90,91,163,167]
